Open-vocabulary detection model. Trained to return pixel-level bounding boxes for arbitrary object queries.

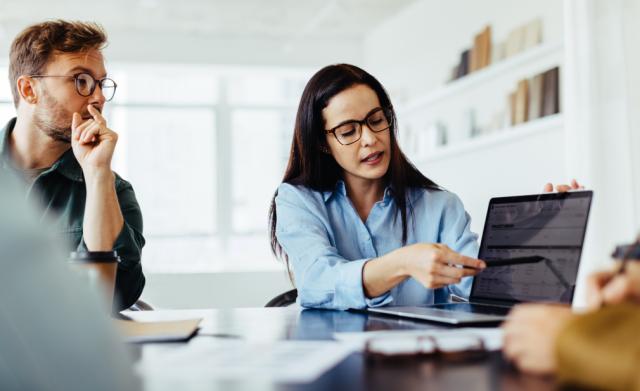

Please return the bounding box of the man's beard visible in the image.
[33,90,73,143]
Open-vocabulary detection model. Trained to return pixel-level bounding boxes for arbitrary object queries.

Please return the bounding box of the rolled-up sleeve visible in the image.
[437,192,479,300]
[275,184,389,310]
[77,178,145,310]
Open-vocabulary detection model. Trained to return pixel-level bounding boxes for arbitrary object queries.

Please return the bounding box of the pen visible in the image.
[483,255,547,267]
[461,255,547,269]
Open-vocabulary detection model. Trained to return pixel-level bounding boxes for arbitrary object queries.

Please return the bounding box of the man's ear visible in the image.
[16,76,38,105]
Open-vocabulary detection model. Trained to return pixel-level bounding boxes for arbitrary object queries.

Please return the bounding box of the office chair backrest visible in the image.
[265,289,298,307]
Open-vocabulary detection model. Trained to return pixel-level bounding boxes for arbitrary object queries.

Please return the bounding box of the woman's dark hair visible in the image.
[269,63,441,281]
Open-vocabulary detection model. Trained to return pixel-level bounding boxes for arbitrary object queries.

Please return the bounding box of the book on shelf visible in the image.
[509,91,517,126]
[507,66,560,126]
[542,67,560,116]
[523,19,543,50]
[492,40,506,64]
[457,49,470,78]
[528,73,545,120]
[471,25,492,71]
[450,25,492,81]
[482,25,492,68]
[448,19,545,83]
[505,25,526,57]
[505,19,542,59]
[514,79,530,125]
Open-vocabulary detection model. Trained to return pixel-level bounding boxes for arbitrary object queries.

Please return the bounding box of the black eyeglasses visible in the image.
[29,72,117,101]
[325,107,392,146]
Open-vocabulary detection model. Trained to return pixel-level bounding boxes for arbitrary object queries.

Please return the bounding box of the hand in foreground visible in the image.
[543,179,584,193]
[403,243,486,289]
[502,304,574,375]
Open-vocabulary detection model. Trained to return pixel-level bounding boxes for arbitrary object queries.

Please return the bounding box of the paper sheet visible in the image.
[136,338,355,384]
[334,327,504,351]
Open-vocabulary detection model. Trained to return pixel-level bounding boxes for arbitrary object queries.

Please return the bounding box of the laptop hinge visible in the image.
[449,294,469,303]
[473,297,518,307]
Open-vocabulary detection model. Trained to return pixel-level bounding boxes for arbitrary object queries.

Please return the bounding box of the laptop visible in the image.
[367,191,593,325]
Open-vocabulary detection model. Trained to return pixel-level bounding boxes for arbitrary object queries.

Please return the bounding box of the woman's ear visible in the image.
[319,145,331,154]
[17,76,38,105]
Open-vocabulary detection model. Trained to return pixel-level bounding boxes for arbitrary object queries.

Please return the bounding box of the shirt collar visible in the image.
[0,117,84,182]
[322,180,347,202]
[322,179,395,205]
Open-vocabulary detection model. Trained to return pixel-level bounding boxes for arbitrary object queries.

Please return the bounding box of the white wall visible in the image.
[621,0,640,226]
[141,271,292,309]
[562,0,640,304]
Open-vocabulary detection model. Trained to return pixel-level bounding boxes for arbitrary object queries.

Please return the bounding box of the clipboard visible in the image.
[114,318,202,343]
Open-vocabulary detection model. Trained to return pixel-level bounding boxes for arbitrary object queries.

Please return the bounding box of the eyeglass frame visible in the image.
[324,107,393,146]
[28,72,118,101]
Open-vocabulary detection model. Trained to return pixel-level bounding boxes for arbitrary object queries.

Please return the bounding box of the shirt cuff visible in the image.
[337,258,393,309]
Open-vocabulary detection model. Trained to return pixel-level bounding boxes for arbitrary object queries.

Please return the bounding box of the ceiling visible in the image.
[0,0,416,40]
[0,0,417,66]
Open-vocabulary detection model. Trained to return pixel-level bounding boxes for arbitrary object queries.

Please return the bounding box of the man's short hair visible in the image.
[8,20,107,108]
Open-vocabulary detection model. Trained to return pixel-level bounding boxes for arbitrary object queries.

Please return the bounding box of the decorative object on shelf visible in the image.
[434,121,448,147]
[466,108,480,138]
[406,121,449,161]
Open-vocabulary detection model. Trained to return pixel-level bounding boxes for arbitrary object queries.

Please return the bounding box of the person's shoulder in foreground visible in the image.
[0,170,140,391]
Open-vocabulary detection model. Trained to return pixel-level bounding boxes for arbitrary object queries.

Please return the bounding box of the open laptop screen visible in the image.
[470,191,593,304]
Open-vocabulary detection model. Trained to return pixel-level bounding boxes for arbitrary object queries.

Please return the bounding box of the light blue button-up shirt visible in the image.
[275,181,479,310]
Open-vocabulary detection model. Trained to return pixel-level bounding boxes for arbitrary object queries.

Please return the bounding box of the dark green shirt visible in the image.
[0,118,145,310]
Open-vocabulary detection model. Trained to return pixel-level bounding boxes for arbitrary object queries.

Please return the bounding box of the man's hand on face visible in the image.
[71,104,118,177]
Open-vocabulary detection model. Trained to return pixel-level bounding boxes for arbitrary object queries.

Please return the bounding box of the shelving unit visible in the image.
[414,113,563,164]
[397,39,564,166]
[399,42,564,114]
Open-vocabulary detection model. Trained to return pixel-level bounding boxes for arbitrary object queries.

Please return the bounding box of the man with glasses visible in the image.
[0,20,145,311]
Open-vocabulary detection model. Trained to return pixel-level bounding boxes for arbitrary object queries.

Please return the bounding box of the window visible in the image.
[109,106,217,237]
[105,64,311,273]
[231,109,293,234]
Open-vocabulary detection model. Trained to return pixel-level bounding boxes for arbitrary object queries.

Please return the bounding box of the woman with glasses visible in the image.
[268,64,487,310]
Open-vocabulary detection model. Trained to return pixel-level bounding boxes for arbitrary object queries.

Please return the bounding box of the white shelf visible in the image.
[414,113,563,164]
[399,42,564,114]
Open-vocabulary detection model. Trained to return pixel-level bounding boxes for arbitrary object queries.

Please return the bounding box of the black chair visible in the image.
[128,298,155,311]
[265,289,298,307]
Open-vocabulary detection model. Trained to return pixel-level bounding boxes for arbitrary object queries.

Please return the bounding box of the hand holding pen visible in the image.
[585,235,640,310]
